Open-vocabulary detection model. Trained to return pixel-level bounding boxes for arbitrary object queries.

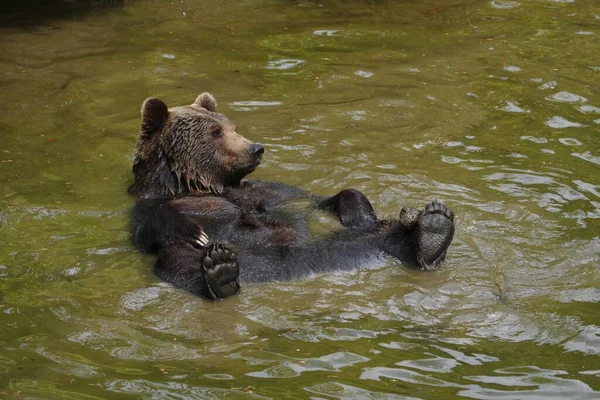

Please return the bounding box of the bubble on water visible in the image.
[530,78,543,83]
[51,235,73,241]
[504,65,521,72]
[331,75,350,82]
[541,149,556,154]
[559,138,583,146]
[204,374,234,380]
[595,119,600,125]
[466,92,478,98]
[62,266,81,276]
[465,146,484,152]
[441,156,463,164]
[575,31,593,35]
[161,54,176,59]
[490,1,520,9]
[506,152,528,159]
[521,136,548,144]
[346,110,366,121]
[547,91,588,103]
[548,0,575,3]
[313,29,341,36]
[578,105,600,114]
[465,135,476,139]
[499,101,530,113]
[538,80,557,90]
[355,70,374,78]
[266,59,305,70]
[446,141,464,148]
[467,165,486,171]
[590,66,600,71]
[545,116,586,128]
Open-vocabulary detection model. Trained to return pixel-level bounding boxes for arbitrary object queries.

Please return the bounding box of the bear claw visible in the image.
[201,244,240,300]
[424,200,454,221]
[195,232,209,247]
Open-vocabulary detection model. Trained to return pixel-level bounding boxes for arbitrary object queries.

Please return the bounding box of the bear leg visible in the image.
[317,189,378,228]
[154,245,240,300]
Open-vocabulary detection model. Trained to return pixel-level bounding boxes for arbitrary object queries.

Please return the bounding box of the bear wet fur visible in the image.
[130,92,456,300]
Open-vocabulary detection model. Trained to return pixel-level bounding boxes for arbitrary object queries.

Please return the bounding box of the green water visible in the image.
[1,0,600,398]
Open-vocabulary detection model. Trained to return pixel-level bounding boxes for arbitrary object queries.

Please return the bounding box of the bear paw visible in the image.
[201,244,240,300]
[416,201,455,269]
[424,200,454,221]
[166,215,209,250]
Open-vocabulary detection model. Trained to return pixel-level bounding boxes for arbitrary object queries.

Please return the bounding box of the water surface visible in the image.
[1,0,600,398]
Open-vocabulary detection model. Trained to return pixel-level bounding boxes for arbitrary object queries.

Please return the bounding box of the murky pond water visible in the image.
[1,0,600,398]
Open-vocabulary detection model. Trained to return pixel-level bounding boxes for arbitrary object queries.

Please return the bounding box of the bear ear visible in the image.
[194,92,218,112]
[141,97,169,135]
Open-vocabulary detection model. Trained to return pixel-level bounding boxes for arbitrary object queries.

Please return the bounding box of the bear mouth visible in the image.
[247,161,260,173]
[248,155,262,172]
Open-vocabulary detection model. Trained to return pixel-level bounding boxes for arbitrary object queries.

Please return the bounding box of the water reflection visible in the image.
[462,366,599,399]
[0,0,123,27]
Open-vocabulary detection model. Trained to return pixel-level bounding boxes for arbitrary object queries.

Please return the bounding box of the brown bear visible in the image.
[130,92,455,300]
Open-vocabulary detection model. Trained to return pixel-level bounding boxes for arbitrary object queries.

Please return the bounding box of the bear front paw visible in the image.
[166,215,210,250]
[201,244,240,300]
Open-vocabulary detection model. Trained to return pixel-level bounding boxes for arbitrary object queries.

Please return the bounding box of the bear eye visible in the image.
[213,128,223,138]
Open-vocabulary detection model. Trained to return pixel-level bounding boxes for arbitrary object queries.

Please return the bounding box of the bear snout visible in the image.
[249,144,264,162]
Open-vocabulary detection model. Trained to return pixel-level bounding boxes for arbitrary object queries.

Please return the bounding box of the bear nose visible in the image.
[250,143,264,161]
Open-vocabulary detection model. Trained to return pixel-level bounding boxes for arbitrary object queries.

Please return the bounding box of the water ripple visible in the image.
[246,352,369,378]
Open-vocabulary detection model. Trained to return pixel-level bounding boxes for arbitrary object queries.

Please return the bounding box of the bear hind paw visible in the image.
[201,244,240,300]
[416,201,455,270]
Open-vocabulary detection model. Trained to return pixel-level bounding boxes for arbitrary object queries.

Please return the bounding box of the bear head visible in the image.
[129,93,264,198]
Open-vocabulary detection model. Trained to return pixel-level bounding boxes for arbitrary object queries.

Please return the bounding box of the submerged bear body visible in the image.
[130,93,455,300]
